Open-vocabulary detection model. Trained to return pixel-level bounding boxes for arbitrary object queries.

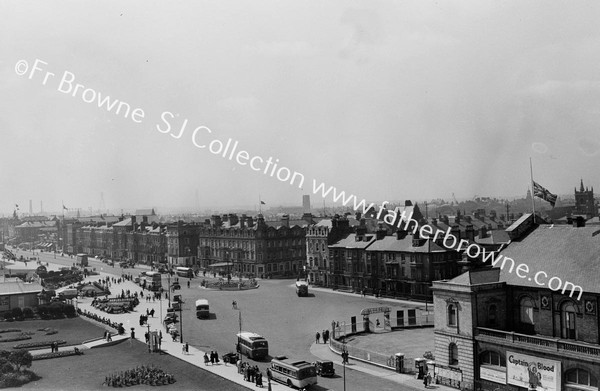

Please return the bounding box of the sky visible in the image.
[2,1,600,215]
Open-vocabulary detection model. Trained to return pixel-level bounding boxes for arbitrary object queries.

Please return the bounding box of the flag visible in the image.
[63,205,68,210]
[533,181,557,207]
[260,201,266,205]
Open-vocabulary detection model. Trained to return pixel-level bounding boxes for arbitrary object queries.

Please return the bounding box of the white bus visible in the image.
[236,331,269,360]
[195,299,209,319]
[269,356,317,389]
[176,266,193,278]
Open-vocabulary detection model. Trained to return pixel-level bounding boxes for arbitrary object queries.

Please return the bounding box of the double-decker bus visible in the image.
[195,299,209,319]
[236,331,269,360]
[176,266,193,278]
[295,280,308,297]
[145,271,162,291]
[269,356,317,389]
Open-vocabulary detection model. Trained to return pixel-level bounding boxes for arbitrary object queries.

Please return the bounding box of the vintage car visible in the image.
[314,360,335,377]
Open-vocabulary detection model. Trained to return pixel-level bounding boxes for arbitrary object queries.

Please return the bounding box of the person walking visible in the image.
[204,352,210,366]
[210,351,215,365]
[315,331,320,344]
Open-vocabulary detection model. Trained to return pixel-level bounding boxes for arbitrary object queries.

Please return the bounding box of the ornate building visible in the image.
[198,214,307,278]
[432,217,600,391]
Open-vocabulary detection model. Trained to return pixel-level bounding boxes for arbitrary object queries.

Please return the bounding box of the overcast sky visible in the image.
[2,1,600,215]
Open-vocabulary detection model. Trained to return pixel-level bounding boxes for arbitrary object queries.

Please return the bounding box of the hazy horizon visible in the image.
[3,1,600,216]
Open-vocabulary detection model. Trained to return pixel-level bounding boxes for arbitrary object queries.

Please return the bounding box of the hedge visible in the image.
[13,340,66,349]
[32,349,83,361]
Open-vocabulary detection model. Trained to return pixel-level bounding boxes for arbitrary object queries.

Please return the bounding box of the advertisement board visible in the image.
[507,351,560,391]
[480,366,506,384]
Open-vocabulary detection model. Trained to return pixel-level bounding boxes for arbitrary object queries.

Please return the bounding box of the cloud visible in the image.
[244,41,316,57]
[522,80,600,96]
[578,137,600,156]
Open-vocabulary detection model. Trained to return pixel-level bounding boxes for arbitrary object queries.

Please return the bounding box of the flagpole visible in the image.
[259,194,262,215]
[529,158,536,224]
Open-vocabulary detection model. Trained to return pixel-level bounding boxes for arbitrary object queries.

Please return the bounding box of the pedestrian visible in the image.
[182,343,186,354]
[244,365,248,381]
[376,319,381,328]
[423,372,429,388]
[214,351,220,364]
[145,332,149,344]
[210,351,215,365]
[187,280,190,288]
[204,352,210,366]
[150,308,155,317]
[237,357,242,373]
[185,342,189,354]
[322,330,326,343]
[315,331,320,344]
[256,371,263,387]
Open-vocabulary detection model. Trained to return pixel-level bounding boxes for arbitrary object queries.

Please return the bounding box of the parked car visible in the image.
[314,360,335,377]
[171,282,181,291]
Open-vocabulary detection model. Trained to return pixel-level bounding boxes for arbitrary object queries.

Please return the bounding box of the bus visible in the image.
[145,271,162,291]
[236,331,269,360]
[195,299,209,319]
[176,266,193,278]
[269,356,317,389]
[76,253,88,267]
[295,280,308,297]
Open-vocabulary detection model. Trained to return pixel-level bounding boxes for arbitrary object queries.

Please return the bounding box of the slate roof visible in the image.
[0,281,44,295]
[475,229,511,245]
[366,235,447,253]
[498,224,600,294]
[329,233,377,249]
[112,218,132,227]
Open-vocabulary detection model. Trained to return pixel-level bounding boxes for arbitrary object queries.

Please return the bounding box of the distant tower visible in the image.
[40,200,43,214]
[100,192,106,212]
[574,179,595,218]
[29,200,32,215]
[302,195,311,213]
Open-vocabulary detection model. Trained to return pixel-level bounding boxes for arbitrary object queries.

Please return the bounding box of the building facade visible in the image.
[432,219,600,391]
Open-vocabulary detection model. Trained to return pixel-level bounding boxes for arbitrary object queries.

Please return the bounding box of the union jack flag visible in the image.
[533,181,557,207]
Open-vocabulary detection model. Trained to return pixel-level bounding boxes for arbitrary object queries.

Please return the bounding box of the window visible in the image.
[520,297,535,325]
[480,351,505,367]
[447,304,457,327]
[566,368,598,390]
[449,343,458,366]
[488,304,497,326]
[562,302,577,340]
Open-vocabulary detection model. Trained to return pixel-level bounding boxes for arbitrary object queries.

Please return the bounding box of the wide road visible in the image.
[22,249,421,391]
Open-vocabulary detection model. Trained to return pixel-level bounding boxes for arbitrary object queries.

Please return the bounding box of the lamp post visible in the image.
[178,298,183,344]
[146,323,151,353]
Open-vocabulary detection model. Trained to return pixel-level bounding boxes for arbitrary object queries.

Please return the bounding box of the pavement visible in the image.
[9,251,453,391]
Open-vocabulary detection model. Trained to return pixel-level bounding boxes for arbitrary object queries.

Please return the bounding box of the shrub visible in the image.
[13,340,66,349]
[63,304,76,318]
[0,329,21,334]
[11,307,23,320]
[22,307,34,319]
[32,349,83,360]
[3,313,14,322]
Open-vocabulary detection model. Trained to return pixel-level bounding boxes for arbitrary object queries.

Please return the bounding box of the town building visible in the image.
[198,213,308,278]
[575,179,597,218]
[431,214,600,391]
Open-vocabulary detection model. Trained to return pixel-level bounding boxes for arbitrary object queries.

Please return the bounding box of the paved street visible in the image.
[11,248,447,391]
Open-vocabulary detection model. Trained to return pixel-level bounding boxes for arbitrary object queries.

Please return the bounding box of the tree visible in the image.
[8,350,32,372]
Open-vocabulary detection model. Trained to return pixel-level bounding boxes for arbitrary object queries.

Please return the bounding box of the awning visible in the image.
[207,262,234,268]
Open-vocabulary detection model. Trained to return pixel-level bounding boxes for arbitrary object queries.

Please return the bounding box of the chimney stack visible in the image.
[282,214,290,228]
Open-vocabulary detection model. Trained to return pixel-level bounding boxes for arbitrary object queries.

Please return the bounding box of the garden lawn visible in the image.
[20,338,247,391]
[0,317,106,349]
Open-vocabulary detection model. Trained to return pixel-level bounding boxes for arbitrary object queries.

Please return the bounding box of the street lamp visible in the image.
[178,297,183,344]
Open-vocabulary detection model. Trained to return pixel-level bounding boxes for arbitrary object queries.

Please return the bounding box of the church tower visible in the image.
[574,179,596,218]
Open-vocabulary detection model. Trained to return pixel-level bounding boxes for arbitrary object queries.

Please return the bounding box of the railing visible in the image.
[476,327,600,360]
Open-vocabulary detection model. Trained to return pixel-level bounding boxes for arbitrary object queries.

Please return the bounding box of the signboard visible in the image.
[360,306,390,315]
[435,365,462,382]
[507,351,560,391]
[480,366,506,384]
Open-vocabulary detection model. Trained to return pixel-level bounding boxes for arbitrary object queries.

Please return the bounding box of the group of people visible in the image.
[77,309,124,334]
[315,329,330,344]
[203,350,220,365]
[102,365,175,387]
[49,341,60,352]
[240,362,263,387]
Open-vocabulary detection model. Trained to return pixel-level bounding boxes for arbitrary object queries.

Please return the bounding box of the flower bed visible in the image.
[0,328,21,334]
[0,334,32,343]
[13,340,66,349]
[32,348,83,361]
